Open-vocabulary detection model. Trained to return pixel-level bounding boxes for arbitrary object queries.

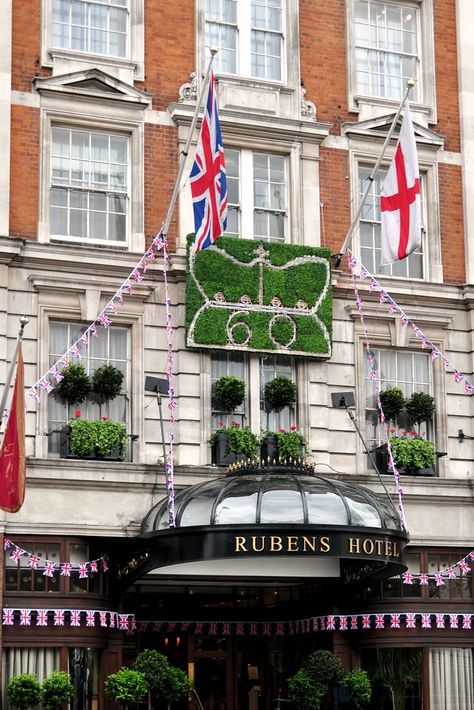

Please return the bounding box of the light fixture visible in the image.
[144,376,169,465]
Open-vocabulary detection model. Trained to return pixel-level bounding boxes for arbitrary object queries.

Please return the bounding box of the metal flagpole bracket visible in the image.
[333,78,416,267]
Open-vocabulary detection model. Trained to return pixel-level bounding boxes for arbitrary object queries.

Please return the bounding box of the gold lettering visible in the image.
[384,541,392,557]
[252,536,265,552]
[393,542,399,558]
[287,536,299,552]
[320,536,331,553]
[362,539,374,555]
[235,536,247,552]
[302,536,316,552]
[348,538,361,554]
[270,536,283,552]
[375,540,384,555]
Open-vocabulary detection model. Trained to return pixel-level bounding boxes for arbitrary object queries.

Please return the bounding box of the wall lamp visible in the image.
[458,429,474,443]
[145,376,169,465]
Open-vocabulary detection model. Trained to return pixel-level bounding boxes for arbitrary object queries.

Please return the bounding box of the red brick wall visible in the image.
[434,0,460,153]
[319,147,351,256]
[12,0,49,92]
[439,163,465,284]
[10,105,40,240]
[144,125,179,250]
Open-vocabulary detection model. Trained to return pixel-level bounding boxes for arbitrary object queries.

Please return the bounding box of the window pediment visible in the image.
[33,68,151,109]
[342,114,444,151]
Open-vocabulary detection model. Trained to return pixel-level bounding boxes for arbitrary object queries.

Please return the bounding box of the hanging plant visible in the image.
[406,391,436,425]
[379,386,405,423]
[264,376,297,413]
[92,364,124,403]
[55,363,91,406]
[213,375,245,413]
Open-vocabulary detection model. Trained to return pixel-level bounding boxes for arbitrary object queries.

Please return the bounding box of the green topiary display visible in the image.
[379,386,405,423]
[341,668,372,708]
[214,375,245,413]
[162,665,191,703]
[41,671,74,710]
[69,418,128,459]
[287,669,326,710]
[264,376,297,412]
[304,650,344,685]
[92,364,124,403]
[55,364,91,405]
[389,434,436,473]
[7,673,42,709]
[104,668,148,707]
[406,391,436,425]
[133,649,171,700]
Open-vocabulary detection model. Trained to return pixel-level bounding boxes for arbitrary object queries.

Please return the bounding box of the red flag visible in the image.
[0,346,26,512]
[380,103,421,265]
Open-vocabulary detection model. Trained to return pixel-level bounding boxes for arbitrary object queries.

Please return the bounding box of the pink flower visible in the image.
[411,430,417,437]
[402,431,408,436]
[101,416,109,421]
[218,419,224,427]
[75,410,81,418]
[389,428,396,434]
[231,420,240,428]
[279,428,286,433]
[290,425,297,431]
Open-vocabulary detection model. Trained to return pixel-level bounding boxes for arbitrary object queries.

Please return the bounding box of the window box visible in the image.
[210,433,249,468]
[369,443,445,477]
[59,423,126,461]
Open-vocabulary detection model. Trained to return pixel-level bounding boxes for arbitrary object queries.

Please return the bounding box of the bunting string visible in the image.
[161,238,176,528]
[2,608,133,630]
[3,538,108,577]
[348,254,407,530]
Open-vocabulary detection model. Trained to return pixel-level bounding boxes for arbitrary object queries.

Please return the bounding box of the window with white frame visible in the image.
[51,0,128,58]
[50,127,129,245]
[365,348,431,447]
[354,0,420,101]
[224,148,287,242]
[48,322,130,455]
[205,0,284,81]
[211,351,247,429]
[358,164,424,278]
[260,354,295,432]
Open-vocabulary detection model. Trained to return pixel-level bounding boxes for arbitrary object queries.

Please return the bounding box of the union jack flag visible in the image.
[60,562,72,577]
[463,614,472,629]
[50,366,64,383]
[400,312,409,326]
[419,573,429,585]
[223,622,231,635]
[435,613,445,628]
[446,566,456,579]
[460,559,471,573]
[350,616,358,630]
[39,376,53,393]
[390,613,401,628]
[421,613,431,628]
[375,613,385,629]
[236,622,244,635]
[249,622,257,635]
[275,623,284,635]
[43,560,56,577]
[86,611,95,627]
[36,609,48,626]
[263,622,271,635]
[3,538,12,550]
[69,345,81,359]
[99,611,108,627]
[89,560,98,574]
[454,369,464,383]
[405,613,416,628]
[54,609,65,626]
[119,614,130,631]
[190,71,227,252]
[434,572,444,586]
[90,324,98,337]
[449,614,458,628]
[402,571,414,585]
[109,613,116,628]
[20,609,31,625]
[10,547,26,562]
[339,615,348,630]
[78,563,89,579]
[27,555,41,569]
[362,614,371,629]
[3,609,14,625]
[70,610,81,626]
[327,615,335,630]
[464,380,474,395]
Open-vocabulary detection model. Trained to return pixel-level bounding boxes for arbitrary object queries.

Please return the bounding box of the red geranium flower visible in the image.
[279,428,286,433]
[218,419,224,427]
[290,425,297,431]
[75,410,81,418]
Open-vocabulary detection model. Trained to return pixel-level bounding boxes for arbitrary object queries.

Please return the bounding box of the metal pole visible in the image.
[160,47,218,239]
[0,316,29,431]
[334,79,415,266]
[156,392,168,466]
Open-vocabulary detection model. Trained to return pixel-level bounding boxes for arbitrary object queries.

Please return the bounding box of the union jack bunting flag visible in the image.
[190,71,228,251]
[3,609,14,625]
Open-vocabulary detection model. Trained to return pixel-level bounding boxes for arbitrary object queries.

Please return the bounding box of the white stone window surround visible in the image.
[196,0,302,121]
[41,0,145,83]
[349,304,450,476]
[38,106,145,253]
[347,135,443,283]
[31,273,148,462]
[346,0,437,124]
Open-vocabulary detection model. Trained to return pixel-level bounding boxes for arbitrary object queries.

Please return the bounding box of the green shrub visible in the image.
[163,665,191,702]
[379,386,405,423]
[69,418,128,458]
[406,391,436,425]
[105,668,148,706]
[342,668,372,708]
[7,673,42,708]
[390,435,435,472]
[133,649,170,698]
[287,669,326,710]
[213,375,245,413]
[304,650,344,685]
[264,376,297,412]
[41,671,74,710]
[92,364,124,403]
[55,364,91,405]
[209,422,259,458]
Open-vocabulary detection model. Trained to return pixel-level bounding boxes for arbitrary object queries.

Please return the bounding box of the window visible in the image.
[358,164,424,278]
[224,149,287,242]
[48,321,129,455]
[427,552,473,600]
[50,127,129,245]
[260,354,295,431]
[51,0,128,58]
[365,348,431,447]
[211,351,247,429]
[205,0,284,81]
[354,0,419,101]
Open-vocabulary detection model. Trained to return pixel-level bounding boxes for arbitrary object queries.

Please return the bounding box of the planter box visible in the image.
[59,426,125,461]
[211,433,249,467]
[369,443,438,477]
[260,436,278,463]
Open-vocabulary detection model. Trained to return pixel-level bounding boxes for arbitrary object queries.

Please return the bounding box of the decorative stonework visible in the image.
[186,236,332,358]
[178,72,198,103]
[301,87,317,120]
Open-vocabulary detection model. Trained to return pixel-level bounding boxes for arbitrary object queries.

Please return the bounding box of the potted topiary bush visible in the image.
[341,668,372,708]
[264,376,297,413]
[41,670,74,710]
[133,649,190,710]
[209,420,259,467]
[104,668,148,709]
[379,386,405,425]
[389,432,436,475]
[287,669,326,710]
[7,673,42,709]
[92,364,124,416]
[260,425,308,462]
[406,391,436,428]
[213,375,245,414]
[55,363,91,406]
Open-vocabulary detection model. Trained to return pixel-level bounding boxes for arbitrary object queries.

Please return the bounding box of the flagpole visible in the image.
[0,316,29,432]
[334,78,416,267]
[160,47,218,240]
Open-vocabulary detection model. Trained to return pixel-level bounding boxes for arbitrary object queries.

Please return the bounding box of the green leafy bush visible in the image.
[41,671,74,710]
[92,364,124,403]
[406,391,436,425]
[69,418,128,458]
[261,426,308,461]
[213,375,245,413]
[163,666,191,702]
[209,421,259,458]
[264,376,297,412]
[287,669,326,710]
[304,650,344,685]
[133,650,190,705]
[105,668,148,706]
[7,673,42,708]
[390,434,436,472]
[341,668,372,707]
[379,386,405,423]
[55,364,91,405]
